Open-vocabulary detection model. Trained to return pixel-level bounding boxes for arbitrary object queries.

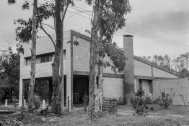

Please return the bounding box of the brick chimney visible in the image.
[123,35,135,102]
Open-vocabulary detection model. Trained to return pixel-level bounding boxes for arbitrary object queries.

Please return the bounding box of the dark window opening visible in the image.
[25,53,53,65]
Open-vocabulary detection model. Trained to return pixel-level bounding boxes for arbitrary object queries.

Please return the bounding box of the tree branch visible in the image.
[61,0,70,24]
[42,23,55,30]
[37,13,55,48]
[40,26,55,48]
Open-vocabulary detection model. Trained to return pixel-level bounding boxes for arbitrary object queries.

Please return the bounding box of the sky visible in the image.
[0,0,189,59]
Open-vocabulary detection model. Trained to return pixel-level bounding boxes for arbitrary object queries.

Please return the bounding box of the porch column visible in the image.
[19,79,24,106]
[66,73,72,111]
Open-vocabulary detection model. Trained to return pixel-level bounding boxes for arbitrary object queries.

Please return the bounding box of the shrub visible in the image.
[150,107,154,111]
[117,97,127,105]
[33,95,41,109]
[159,92,174,109]
[131,90,149,116]
[153,98,160,104]
[145,96,152,104]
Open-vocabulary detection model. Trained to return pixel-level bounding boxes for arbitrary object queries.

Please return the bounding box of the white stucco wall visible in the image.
[103,77,124,99]
[73,36,123,74]
[153,78,189,105]
[134,60,152,77]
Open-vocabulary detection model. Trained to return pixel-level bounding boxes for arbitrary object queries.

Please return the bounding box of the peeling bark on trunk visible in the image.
[28,0,37,112]
[51,0,62,114]
[89,5,99,121]
[60,24,64,114]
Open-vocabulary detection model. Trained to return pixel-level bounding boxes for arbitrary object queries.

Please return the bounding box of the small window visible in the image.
[139,79,142,90]
[149,81,153,94]
[41,55,46,63]
[40,53,53,63]
[25,57,31,65]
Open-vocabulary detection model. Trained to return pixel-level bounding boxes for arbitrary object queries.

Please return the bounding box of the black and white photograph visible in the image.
[0,0,188,125]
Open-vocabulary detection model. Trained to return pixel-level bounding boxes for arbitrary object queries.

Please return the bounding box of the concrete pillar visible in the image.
[123,35,135,102]
[5,99,8,107]
[19,79,23,106]
[42,100,46,109]
[67,74,72,112]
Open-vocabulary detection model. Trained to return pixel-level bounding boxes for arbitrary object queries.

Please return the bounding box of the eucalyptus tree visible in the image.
[85,0,131,121]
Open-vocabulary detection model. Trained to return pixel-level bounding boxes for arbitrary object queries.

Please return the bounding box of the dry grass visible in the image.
[1,104,188,126]
[24,114,182,126]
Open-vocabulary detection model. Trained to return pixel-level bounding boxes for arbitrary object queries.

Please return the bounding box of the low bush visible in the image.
[130,90,149,116]
[153,98,160,104]
[33,95,41,109]
[159,92,174,109]
[145,96,153,104]
[117,97,127,105]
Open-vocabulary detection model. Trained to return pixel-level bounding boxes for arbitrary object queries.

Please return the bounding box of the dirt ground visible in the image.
[0,104,189,126]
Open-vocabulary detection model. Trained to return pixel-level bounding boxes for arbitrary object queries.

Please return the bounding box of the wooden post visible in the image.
[28,0,37,111]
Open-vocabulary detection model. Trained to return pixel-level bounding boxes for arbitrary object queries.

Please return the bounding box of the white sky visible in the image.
[0,0,189,59]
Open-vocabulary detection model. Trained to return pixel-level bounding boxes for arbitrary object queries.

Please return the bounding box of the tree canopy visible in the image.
[0,46,20,98]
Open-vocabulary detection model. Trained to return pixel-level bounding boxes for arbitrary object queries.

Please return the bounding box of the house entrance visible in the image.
[73,75,89,105]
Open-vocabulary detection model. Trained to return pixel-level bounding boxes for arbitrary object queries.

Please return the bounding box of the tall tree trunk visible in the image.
[51,0,62,114]
[60,12,64,114]
[98,35,103,112]
[28,0,37,112]
[88,4,99,121]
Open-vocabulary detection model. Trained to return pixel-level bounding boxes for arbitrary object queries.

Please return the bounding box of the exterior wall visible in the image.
[153,78,189,105]
[73,36,90,72]
[134,60,152,77]
[73,36,123,74]
[153,67,177,78]
[103,77,124,99]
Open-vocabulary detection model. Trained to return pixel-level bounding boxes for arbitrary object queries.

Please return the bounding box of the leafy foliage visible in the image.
[130,90,149,116]
[33,95,41,109]
[159,92,174,109]
[0,47,20,98]
[14,2,55,43]
[105,42,125,73]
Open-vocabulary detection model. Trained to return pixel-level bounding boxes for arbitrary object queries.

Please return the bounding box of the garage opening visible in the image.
[73,75,89,105]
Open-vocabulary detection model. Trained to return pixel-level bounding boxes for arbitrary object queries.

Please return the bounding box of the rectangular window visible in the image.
[139,79,142,90]
[149,81,153,94]
[41,55,46,63]
[40,53,53,63]
[25,57,31,65]
[25,53,53,65]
